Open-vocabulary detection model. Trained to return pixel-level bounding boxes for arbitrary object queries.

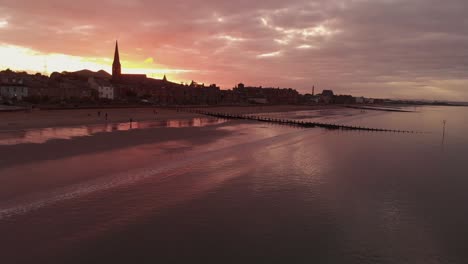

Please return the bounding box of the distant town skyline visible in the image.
[1,0,467,100]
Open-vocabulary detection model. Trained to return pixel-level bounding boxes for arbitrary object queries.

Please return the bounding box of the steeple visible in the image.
[112,41,121,79]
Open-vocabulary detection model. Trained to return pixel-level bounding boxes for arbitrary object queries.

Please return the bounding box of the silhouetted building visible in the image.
[334,95,354,104]
[112,41,147,83]
[303,93,319,104]
[322,90,334,97]
[0,76,29,100]
[232,83,299,104]
[88,77,114,100]
[0,43,312,105]
[355,96,365,104]
[112,41,121,80]
[0,70,52,100]
[320,89,335,104]
[353,96,376,104]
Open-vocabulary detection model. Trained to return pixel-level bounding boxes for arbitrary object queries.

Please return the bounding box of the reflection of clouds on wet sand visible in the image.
[0,137,253,221]
[0,118,225,145]
[0,106,467,263]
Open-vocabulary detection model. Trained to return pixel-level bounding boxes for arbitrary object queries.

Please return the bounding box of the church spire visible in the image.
[114,41,120,62]
[112,40,121,79]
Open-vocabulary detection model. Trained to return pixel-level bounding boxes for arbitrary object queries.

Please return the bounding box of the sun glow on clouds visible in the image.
[275,38,290,45]
[214,13,225,23]
[0,45,110,73]
[0,45,196,86]
[301,25,336,37]
[274,24,338,39]
[257,51,282,58]
[0,20,8,28]
[216,34,246,42]
[260,13,339,47]
[144,57,154,64]
[0,45,195,82]
[297,44,316,49]
[1,0,467,100]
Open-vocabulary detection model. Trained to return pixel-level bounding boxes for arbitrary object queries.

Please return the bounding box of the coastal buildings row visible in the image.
[0,42,382,105]
[0,69,382,105]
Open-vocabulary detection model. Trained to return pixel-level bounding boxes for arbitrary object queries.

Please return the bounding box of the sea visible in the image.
[0,105,467,264]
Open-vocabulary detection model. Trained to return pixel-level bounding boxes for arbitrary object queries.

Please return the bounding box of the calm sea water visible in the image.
[0,106,467,263]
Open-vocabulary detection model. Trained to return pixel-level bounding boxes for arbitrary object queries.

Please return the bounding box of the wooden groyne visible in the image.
[179,108,423,134]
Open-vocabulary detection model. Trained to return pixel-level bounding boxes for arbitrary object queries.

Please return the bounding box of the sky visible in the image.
[0,0,467,100]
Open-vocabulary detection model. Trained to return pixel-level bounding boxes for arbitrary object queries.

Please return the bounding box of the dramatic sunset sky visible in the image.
[0,0,467,100]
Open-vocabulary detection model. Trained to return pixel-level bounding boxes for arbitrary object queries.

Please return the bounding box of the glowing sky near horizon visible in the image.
[0,0,467,100]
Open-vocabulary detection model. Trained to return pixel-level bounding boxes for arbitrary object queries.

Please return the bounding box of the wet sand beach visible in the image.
[0,107,198,130]
[0,105,343,130]
[2,105,466,264]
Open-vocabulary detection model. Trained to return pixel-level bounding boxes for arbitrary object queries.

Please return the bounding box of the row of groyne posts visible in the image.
[176,108,424,134]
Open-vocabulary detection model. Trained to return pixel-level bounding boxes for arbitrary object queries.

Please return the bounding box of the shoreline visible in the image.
[0,107,200,131]
[0,103,423,132]
[0,105,343,131]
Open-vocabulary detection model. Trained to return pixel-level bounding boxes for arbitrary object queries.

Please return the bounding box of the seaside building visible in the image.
[302,93,320,104]
[109,41,225,104]
[0,42,307,105]
[233,83,300,104]
[355,96,365,104]
[112,41,121,79]
[354,97,376,104]
[88,77,114,100]
[334,94,354,104]
[0,77,29,100]
[320,90,335,104]
[47,72,95,100]
[112,41,147,83]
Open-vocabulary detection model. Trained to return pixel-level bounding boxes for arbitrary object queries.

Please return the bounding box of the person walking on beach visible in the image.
[98,111,101,117]
[105,113,108,121]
